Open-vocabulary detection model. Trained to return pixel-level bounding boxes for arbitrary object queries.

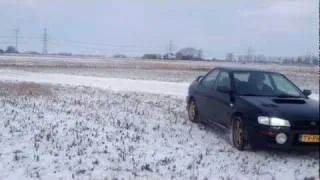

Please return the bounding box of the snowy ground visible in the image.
[0,82,319,180]
[0,56,319,179]
[0,69,318,101]
[0,69,189,98]
[0,55,318,94]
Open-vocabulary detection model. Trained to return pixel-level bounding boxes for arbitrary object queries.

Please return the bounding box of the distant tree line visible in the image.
[0,45,72,56]
[175,47,202,60]
[0,45,205,61]
[3,44,316,66]
[0,45,40,54]
[0,46,19,54]
[142,47,203,60]
[224,52,319,65]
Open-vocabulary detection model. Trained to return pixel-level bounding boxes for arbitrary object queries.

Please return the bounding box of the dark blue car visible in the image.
[186,67,319,150]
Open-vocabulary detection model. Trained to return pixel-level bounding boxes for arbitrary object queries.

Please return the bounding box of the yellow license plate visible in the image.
[301,134,320,143]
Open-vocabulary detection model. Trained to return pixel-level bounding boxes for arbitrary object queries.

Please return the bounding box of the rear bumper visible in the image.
[249,125,320,150]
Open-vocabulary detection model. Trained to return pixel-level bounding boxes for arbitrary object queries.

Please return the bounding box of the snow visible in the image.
[0,69,318,101]
[0,69,189,98]
[0,61,319,179]
[310,94,319,101]
[0,85,319,180]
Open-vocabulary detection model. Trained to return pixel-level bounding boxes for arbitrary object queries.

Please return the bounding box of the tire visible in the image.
[231,116,247,151]
[188,99,199,123]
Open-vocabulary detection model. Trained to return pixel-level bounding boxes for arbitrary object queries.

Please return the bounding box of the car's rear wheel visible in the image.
[188,99,199,123]
[231,116,246,150]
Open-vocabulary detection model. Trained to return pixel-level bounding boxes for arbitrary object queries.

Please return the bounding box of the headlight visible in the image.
[270,117,291,127]
[257,116,291,127]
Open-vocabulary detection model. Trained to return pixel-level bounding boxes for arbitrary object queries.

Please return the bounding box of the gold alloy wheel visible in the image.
[188,101,196,122]
[233,118,244,149]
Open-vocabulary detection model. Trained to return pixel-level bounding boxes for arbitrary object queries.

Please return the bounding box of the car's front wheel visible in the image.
[188,99,199,123]
[231,116,247,150]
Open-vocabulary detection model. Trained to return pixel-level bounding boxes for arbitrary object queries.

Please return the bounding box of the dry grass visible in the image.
[0,57,318,74]
[0,82,53,96]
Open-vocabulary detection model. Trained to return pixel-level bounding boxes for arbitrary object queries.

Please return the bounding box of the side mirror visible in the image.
[196,75,203,82]
[217,86,231,94]
[302,89,311,97]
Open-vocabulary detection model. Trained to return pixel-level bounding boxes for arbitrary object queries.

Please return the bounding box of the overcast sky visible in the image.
[0,0,318,58]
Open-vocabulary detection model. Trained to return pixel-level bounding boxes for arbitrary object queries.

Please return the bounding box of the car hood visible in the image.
[240,96,319,121]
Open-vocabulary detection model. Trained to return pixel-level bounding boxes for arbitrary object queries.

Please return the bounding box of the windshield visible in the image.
[233,71,303,97]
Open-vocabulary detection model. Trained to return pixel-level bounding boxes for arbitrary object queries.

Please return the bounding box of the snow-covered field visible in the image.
[0,69,318,101]
[0,69,189,98]
[0,55,318,95]
[0,56,319,179]
[0,83,319,180]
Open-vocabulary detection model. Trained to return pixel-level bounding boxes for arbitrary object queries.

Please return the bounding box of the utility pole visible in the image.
[247,47,253,63]
[14,28,19,51]
[169,40,173,54]
[43,28,48,55]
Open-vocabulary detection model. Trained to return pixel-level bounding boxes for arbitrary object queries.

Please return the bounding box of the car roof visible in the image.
[214,66,278,74]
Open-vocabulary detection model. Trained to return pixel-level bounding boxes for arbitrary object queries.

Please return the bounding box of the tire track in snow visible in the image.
[0,69,189,98]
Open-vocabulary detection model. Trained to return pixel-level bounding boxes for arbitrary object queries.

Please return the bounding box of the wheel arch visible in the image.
[231,112,243,119]
[187,95,196,104]
[230,112,244,126]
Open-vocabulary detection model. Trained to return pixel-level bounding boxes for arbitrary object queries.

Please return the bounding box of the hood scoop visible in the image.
[261,103,278,108]
[272,98,306,104]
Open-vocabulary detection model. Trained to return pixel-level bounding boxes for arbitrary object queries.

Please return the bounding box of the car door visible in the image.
[195,69,220,122]
[206,71,233,126]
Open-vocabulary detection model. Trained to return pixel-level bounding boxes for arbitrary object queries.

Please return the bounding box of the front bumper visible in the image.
[249,125,320,150]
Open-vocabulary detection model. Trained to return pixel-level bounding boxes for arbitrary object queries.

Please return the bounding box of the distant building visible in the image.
[58,52,72,56]
[23,51,40,55]
[112,54,127,58]
[142,54,162,59]
[163,53,175,60]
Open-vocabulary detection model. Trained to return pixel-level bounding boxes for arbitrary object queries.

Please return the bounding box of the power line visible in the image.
[50,39,163,49]
[0,36,15,39]
[49,42,164,53]
[0,42,28,45]
[1,30,170,54]
[21,36,41,40]
[50,40,164,51]
[0,36,40,39]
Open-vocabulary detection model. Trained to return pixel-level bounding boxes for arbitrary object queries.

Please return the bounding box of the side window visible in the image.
[271,74,300,96]
[201,70,220,89]
[215,71,231,90]
[264,75,274,90]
